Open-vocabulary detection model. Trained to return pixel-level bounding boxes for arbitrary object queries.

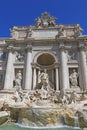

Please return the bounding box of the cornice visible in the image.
[0,35,87,45]
[78,42,86,51]
[11,24,82,31]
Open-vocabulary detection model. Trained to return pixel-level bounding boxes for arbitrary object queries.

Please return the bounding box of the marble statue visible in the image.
[14,70,22,91]
[49,17,56,26]
[39,70,50,98]
[35,12,56,27]
[69,69,78,88]
[13,90,23,102]
[35,17,42,27]
[69,90,78,104]
[12,71,23,102]
[36,69,53,99]
[56,25,66,38]
[74,24,83,38]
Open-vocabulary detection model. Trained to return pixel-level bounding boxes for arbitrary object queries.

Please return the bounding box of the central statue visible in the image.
[35,69,53,99]
[35,69,51,89]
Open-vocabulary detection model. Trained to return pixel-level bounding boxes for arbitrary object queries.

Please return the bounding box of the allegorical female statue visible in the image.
[15,70,22,91]
[69,69,78,88]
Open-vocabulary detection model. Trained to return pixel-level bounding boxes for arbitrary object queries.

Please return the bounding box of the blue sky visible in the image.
[0,0,87,37]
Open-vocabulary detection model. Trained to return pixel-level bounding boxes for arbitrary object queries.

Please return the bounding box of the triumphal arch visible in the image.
[0,12,87,92]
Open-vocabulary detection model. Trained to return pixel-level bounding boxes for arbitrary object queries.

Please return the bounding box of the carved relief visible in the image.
[35,12,57,28]
[27,28,33,38]
[67,50,76,61]
[15,51,24,62]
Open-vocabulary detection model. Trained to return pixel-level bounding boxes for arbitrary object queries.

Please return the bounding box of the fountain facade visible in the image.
[0,12,87,92]
[0,12,87,129]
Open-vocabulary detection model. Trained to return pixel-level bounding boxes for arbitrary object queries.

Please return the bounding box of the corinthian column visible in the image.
[38,69,40,83]
[55,67,59,90]
[79,43,87,90]
[24,44,32,90]
[59,43,69,90]
[33,66,37,89]
[4,45,14,89]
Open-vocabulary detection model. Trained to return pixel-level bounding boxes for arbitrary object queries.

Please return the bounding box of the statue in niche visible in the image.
[36,69,53,99]
[12,70,23,102]
[69,69,79,88]
[40,70,50,98]
[14,70,22,91]
[15,52,24,62]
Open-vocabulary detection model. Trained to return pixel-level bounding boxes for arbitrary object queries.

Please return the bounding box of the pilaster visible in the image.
[4,45,14,89]
[78,43,87,90]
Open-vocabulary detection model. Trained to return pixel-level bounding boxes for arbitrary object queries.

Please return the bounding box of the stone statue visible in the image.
[48,17,56,26]
[69,69,78,88]
[39,69,51,99]
[35,17,42,27]
[15,70,22,91]
[35,12,57,27]
[69,90,78,104]
[39,69,49,84]
[56,25,66,38]
[74,24,83,38]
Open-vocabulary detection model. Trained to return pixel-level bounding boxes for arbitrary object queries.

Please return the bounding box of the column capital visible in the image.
[25,44,32,52]
[59,42,67,51]
[32,63,37,68]
[54,62,59,68]
[78,42,86,51]
[7,44,14,52]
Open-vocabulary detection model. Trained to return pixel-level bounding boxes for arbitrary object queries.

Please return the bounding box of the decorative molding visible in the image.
[78,42,86,51]
[7,44,14,52]
[25,44,32,52]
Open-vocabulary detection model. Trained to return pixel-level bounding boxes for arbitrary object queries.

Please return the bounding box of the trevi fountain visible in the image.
[0,12,87,130]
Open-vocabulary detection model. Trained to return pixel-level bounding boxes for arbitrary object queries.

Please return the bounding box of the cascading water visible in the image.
[74,116,79,128]
[64,114,67,125]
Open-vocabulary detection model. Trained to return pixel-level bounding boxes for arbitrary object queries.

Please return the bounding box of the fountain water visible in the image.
[74,116,79,128]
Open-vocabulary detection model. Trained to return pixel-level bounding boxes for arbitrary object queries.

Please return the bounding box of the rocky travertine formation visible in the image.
[0,87,87,128]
